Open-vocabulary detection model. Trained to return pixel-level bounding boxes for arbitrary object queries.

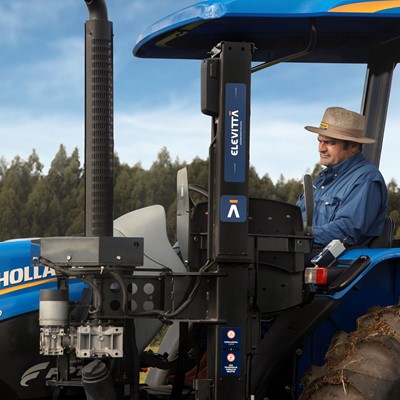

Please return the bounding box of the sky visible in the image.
[0,0,399,184]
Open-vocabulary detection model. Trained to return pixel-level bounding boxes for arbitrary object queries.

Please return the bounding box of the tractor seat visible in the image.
[368,216,395,248]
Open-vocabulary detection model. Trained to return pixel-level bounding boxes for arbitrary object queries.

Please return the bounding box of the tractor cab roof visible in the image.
[133,0,400,63]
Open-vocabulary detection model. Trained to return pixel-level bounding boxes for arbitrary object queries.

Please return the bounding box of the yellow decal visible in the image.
[0,278,57,295]
[330,1,400,13]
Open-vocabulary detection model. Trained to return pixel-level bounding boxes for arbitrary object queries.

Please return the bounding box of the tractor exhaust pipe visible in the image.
[84,0,114,236]
[84,0,108,20]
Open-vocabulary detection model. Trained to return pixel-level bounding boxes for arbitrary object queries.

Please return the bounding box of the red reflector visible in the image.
[315,268,328,284]
[305,267,328,285]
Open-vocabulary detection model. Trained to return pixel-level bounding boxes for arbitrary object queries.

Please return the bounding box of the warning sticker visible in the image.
[221,327,241,376]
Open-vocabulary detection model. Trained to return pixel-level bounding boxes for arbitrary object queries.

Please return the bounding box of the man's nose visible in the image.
[319,142,327,152]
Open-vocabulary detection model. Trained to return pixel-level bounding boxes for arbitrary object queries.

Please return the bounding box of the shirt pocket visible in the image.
[315,196,340,223]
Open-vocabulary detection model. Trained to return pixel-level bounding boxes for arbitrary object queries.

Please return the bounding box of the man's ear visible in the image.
[351,142,362,154]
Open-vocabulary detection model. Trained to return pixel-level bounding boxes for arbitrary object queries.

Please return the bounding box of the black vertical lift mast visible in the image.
[202,41,255,399]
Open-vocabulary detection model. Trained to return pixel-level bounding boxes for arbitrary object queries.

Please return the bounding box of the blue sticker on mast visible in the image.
[221,327,241,376]
[220,195,247,223]
[224,83,246,182]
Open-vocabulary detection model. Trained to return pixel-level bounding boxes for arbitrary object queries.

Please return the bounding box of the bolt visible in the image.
[295,348,303,356]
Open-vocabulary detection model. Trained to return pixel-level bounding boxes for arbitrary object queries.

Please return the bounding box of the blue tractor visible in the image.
[1,1,400,399]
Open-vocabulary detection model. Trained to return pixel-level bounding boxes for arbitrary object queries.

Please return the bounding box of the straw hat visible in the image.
[305,107,376,144]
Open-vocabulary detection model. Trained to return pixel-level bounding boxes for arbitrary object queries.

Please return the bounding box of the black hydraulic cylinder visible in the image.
[81,360,117,400]
[84,0,114,236]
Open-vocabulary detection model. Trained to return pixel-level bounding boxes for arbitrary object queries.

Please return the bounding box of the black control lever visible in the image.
[303,173,314,236]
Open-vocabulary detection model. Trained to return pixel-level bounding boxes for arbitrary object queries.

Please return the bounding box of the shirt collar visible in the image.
[321,152,365,178]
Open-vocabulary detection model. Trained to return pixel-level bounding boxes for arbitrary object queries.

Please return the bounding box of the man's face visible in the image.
[317,135,357,167]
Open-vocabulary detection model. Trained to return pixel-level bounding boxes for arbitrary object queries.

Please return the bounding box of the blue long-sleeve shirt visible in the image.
[297,152,388,248]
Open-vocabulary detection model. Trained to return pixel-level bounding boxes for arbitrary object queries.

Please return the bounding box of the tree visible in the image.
[0,152,43,240]
[387,179,400,238]
[148,148,182,240]
[258,173,276,200]
[1,145,399,242]
[25,146,83,238]
[114,161,150,217]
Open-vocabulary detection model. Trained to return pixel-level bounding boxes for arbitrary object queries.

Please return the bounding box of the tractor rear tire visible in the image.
[300,305,400,400]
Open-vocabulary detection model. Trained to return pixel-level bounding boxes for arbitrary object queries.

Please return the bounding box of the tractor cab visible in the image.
[132,1,400,399]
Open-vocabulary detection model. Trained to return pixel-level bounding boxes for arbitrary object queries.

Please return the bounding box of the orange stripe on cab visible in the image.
[330,1,400,13]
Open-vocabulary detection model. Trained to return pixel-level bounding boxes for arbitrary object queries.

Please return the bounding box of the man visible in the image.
[297,106,388,249]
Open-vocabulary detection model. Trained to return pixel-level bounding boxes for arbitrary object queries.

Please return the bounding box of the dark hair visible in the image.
[342,141,362,152]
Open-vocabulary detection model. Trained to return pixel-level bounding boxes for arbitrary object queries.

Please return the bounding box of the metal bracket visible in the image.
[194,379,214,400]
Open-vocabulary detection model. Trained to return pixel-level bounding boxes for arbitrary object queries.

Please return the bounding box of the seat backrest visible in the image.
[368,216,395,248]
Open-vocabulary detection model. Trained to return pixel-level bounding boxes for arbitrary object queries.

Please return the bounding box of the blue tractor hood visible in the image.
[133,0,400,63]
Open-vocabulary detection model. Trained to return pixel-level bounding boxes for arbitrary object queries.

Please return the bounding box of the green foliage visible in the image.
[0,148,399,242]
[387,179,400,239]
